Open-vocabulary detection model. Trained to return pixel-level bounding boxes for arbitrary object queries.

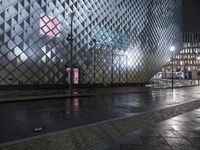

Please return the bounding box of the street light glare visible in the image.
[170,46,175,52]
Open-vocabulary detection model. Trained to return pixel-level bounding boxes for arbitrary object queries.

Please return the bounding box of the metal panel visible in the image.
[0,0,183,85]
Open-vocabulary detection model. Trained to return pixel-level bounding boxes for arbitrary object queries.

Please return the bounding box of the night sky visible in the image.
[184,0,200,32]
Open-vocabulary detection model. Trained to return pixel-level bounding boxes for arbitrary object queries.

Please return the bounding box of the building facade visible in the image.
[0,0,183,87]
[163,32,200,80]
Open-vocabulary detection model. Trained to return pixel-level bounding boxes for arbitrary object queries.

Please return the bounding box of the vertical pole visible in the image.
[93,47,95,85]
[198,72,199,85]
[69,13,74,96]
[197,57,200,85]
[126,55,128,84]
[184,64,186,79]
[198,67,200,86]
[196,67,198,85]
[171,52,174,89]
[92,39,97,86]
[111,49,114,86]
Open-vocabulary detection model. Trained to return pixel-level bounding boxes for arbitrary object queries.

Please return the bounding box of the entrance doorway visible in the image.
[188,72,192,80]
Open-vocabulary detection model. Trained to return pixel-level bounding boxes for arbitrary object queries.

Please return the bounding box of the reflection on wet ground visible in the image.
[89,108,200,150]
[0,87,200,143]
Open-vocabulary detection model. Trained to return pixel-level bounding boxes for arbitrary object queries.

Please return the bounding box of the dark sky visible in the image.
[184,0,200,32]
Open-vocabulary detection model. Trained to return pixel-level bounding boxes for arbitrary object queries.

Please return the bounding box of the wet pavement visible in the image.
[1,86,200,144]
[89,108,200,150]
[0,86,150,102]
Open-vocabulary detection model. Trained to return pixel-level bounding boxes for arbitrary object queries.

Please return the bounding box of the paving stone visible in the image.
[177,130,200,138]
[170,125,193,131]
[141,137,168,146]
[89,108,200,150]
[146,146,172,150]
[186,137,200,148]
[171,144,198,150]
[132,128,161,137]
[164,137,191,145]
[120,144,147,150]
[159,130,182,138]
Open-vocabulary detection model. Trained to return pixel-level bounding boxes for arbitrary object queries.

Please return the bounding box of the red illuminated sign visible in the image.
[66,68,79,84]
[40,15,60,37]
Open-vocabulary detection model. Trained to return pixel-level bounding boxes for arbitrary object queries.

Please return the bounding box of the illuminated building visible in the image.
[163,32,200,80]
[0,0,183,87]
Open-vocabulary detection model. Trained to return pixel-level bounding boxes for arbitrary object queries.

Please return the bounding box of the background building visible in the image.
[0,0,183,88]
[163,32,200,80]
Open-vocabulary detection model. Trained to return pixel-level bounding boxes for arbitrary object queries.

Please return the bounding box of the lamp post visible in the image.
[111,48,114,86]
[170,46,175,89]
[92,39,97,85]
[67,10,92,95]
[68,12,75,96]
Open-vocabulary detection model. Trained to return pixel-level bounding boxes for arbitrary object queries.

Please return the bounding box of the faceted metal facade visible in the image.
[0,0,183,86]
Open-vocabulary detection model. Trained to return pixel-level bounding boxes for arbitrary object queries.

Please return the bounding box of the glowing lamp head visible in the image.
[197,57,200,60]
[170,46,175,52]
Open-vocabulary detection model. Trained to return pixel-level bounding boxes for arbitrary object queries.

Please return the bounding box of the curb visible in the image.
[0,91,150,103]
[0,85,199,103]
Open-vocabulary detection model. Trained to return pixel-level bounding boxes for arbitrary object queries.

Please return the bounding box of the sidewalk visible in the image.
[0,86,150,102]
[89,108,200,150]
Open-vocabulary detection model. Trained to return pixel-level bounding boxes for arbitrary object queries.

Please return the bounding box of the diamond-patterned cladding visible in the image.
[0,0,183,85]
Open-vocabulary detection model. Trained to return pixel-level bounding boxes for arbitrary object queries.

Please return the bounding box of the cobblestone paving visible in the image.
[89,109,200,150]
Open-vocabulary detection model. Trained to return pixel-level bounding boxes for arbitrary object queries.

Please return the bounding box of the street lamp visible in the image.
[67,10,93,95]
[92,39,97,85]
[170,46,175,89]
[67,12,75,96]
